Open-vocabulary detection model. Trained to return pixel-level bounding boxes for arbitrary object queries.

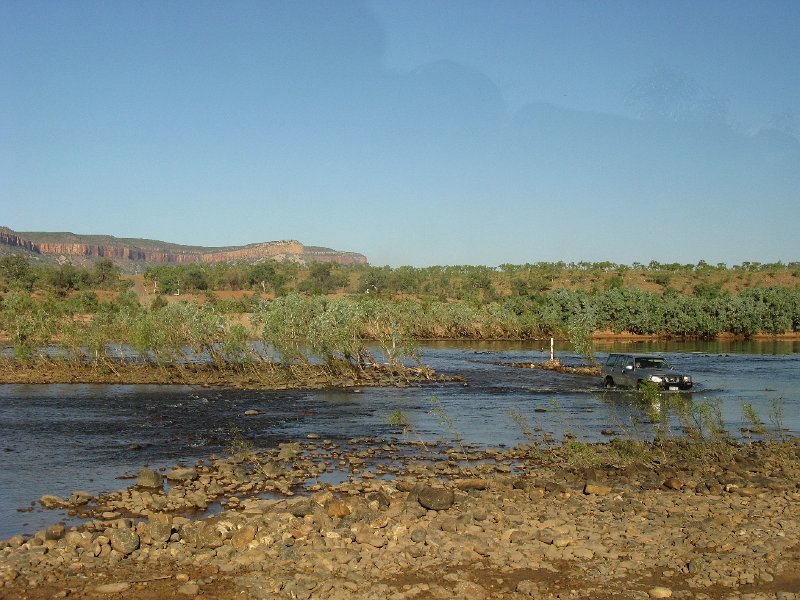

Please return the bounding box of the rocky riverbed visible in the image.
[0,359,448,390]
[1,437,799,599]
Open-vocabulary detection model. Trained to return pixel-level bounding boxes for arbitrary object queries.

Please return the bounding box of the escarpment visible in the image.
[0,226,367,271]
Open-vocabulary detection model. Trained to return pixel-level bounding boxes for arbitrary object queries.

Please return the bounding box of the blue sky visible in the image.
[2,1,798,267]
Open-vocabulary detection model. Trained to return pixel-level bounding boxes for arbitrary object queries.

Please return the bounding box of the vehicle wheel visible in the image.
[603,377,615,389]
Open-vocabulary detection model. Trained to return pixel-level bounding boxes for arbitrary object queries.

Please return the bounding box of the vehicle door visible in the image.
[620,355,636,387]
[603,354,619,380]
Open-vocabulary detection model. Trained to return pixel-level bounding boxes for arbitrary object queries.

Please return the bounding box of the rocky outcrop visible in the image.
[0,226,367,268]
[0,227,37,253]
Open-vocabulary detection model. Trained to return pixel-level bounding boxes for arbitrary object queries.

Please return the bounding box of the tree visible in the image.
[247,262,286,294]
[299,262,347,294]
[0,255,34,290]
[91,258,120,288]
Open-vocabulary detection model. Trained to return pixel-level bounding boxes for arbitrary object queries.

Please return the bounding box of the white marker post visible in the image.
[550,337,554,362]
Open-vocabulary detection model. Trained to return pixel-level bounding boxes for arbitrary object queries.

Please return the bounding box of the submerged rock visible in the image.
[38,494,64,509]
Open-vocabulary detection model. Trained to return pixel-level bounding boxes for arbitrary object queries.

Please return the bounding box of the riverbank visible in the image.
[1,438,798,599]
[0,359,449,390]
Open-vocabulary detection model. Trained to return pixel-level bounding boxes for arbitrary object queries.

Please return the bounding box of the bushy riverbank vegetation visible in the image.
[1,255,799,381]
[139,259,800,299]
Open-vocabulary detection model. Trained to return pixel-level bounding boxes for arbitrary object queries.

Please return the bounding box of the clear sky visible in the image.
[2,1,798,267]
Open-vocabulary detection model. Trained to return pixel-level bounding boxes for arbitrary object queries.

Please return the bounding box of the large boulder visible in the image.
[417,486,455,511]
[38,495,64,509]
[68,491,93,506]
[182,521,224,549]
[44,523,65,541]
[148,514,173,543]
[326,499,352,519]
[165,467,197,483]
[136,469,163,490]
[110,528,140,555]
[231,524,257,551]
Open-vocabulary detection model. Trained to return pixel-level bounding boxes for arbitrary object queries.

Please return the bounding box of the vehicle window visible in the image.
[605,354,619,368]
[638,358,670,369]
[624,357,634,369]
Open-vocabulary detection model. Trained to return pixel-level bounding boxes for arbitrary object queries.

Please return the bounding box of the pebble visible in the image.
[92,582,131,594]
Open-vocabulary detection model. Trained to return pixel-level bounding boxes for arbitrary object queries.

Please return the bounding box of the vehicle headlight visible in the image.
[683,376,691,382]
[649,375,663,383]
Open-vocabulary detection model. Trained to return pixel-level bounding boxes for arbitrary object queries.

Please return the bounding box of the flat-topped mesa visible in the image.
[198,241,305,263]
[0,227,367,268]
[302,247,368,265]
[0,227,37,253]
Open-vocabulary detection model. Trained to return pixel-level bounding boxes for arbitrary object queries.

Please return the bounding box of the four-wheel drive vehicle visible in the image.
[601,353,693,390]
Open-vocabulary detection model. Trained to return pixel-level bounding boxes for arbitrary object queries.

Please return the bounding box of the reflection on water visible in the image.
[0,340,798,538]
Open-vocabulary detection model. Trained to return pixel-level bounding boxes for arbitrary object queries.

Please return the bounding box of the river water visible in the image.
[1,340,798,539]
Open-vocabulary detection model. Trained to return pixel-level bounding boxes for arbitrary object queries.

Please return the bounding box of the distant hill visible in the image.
[0,226,367,273]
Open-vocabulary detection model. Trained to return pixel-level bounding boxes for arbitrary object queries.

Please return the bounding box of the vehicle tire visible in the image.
[603,377,615,389]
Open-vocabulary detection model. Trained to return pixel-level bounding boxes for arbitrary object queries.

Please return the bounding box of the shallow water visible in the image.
[1,341,798,538]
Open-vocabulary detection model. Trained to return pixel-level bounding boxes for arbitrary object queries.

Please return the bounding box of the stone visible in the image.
[44,522,66,541]
[195,522,225,549]
[148,514,173,543]
[92,582,131,594]
[455,478,488,491]
[244,409,259,416]
[517,580,539,596]
[648,587,672,598]
[326,499,352,519]
[663,478,683,490]
[355,530,385,548]
[177,583,200,595]
[136,469,163,489]
[38,495,64,508]
[110,528,140,555]
[584,482,612,496]
[231,525,257,551]
[166,467,197,482]
[553,536,572,548]
[453,581,487,599]
[68,491,93,505]
[277,442,302,460]
[64,531,86,548]
[417,486,455,511]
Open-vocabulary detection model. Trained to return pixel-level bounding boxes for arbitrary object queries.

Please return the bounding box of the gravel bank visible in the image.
[2,438,798,599]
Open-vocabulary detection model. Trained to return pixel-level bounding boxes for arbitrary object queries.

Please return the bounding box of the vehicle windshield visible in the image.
[636,357,670,369]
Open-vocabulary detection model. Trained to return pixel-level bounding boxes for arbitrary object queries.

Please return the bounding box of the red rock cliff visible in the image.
[0,227,38,253]
[1,227,367,267]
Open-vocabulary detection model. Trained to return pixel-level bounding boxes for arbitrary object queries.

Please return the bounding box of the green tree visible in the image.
[91,258,121,288]
[247,262,286,294]
[0,255,34,290]
[299,262,347,294]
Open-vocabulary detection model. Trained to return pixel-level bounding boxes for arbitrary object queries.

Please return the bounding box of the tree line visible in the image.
[3,254,799,300]
[2,285,799,372]
[1,255,799,366]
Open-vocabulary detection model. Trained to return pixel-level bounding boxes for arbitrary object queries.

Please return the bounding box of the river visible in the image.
[1,340,798,539]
